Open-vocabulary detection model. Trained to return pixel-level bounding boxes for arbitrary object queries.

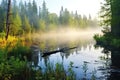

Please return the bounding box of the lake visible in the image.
[30,28,120,80]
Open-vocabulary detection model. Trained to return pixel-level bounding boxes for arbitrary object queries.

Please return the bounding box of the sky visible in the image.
[1,0,103,18]
[35,0,103,18]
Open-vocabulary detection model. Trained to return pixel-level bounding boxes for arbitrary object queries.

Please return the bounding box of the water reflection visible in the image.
[30,36,120,79]
[95,44,120,80]
[109,50,120,80]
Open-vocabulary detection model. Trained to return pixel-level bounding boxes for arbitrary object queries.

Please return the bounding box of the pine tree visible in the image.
[100,0,120,37]
[41,1,49,24]
[59,6,64,25]
[32,0,37,15]
[0,0,7,32]
[22,16,31,33]
[10,13,22,36]
[100,0,111,27]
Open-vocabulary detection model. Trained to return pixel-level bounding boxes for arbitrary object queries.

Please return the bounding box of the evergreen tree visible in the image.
[19,1,27,20]
[100,0,120,37]
[49,13,58,25]
[100,0,111,34]
[0,0,7,32]
[39,6,42,19]
[22,16,31,34]
[12,0,18,16]
[0,0,99,34]
[41,1,49,24]
[59,6,64,25]
[82,15,88,27]
[62,8,70,25]
[68,12,74,27]
[78,14,82,27]
[10,13,22,36]
[32,0,37,15]
[74,11,79,27]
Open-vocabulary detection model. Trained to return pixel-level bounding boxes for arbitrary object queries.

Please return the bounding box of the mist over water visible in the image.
[32,27,102,44]
[31,27,111,80]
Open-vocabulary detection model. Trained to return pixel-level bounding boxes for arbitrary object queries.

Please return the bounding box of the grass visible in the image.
[35,62,76,80]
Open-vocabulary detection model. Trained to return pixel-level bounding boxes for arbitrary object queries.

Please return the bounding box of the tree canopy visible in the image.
[100,0,120,37]
[0,0,98,37]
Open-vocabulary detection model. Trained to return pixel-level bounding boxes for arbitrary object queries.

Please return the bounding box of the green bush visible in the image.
[0,57,32,80]
[94,33,120,49]
[7,41,32,60]
[0,32,5,39]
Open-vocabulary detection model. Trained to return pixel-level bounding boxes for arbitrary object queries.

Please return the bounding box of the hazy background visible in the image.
[13,0,103,18]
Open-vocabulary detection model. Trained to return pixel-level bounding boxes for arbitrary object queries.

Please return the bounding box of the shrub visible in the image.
[0,57,32,80]
[7,41,32,60]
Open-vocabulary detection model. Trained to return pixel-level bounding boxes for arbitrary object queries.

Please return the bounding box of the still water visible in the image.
[31,29,120,80]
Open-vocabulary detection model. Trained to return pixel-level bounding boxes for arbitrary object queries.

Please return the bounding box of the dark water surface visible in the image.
[31,31,120,80]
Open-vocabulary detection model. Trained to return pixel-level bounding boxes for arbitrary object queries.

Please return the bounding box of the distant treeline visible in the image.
[0,0,98,36]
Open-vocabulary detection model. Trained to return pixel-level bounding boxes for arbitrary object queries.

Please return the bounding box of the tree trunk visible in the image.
[5,0,11,40]
[111,0,120,38]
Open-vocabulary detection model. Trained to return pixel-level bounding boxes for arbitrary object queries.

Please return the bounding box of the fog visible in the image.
[32,27,102,43]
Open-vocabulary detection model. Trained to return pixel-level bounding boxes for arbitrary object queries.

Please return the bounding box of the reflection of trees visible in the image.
[99,49,111,79]
[31,37,94,72]
[111,51,120,68]
[43,56,49,67]
[63,49,75,59]
[108,50,120,80]
[96,44,120,80]
[37,38,93,59]
[32,50,39,67]
[60,52,64,64]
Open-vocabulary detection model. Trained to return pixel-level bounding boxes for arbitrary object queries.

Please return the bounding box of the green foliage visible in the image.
[39,20,46,31]
[0,0,7,32]
[95,0,120,47]
[22,16,31,34]
[10,13,22,36]
[0,42,99,80]
[0,0,98,34]
[35,62,76,80]
[94,33,110,46]
[0,40,76,79]
[59,7,96,28]
[0,43,33,80]
[99,0,120,37]
[99,0,111,26]
[49,13,58,26]
[0,41,33,80]
[0,57,27,80]
[94,33,120,49]
[67,61,76,80]
[0,32,5,39]
[7,41,32,60]
[111,38,120,48]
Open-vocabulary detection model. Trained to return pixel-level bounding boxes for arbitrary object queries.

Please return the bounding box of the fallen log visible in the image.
[42,47,77,57]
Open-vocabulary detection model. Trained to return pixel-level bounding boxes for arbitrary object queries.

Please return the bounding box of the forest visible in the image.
[0,0,120,80]
[0,0,97,38]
